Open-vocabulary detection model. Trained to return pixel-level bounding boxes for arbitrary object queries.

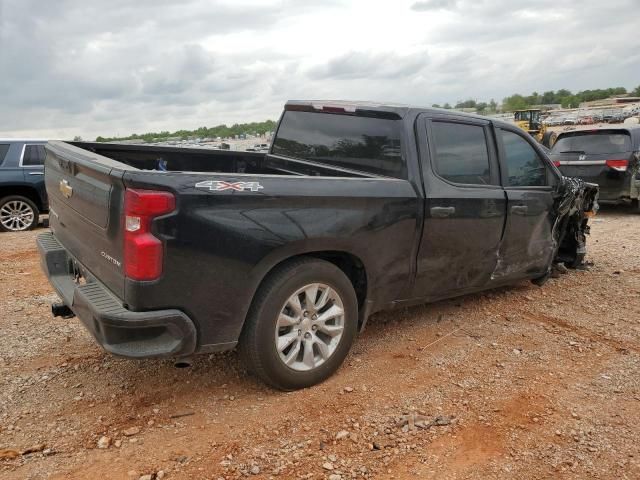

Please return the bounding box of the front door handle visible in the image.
[430,206,456,218]
[511,205,528,215]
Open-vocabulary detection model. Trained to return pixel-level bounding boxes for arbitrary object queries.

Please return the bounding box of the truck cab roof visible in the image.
[285,100,514,128]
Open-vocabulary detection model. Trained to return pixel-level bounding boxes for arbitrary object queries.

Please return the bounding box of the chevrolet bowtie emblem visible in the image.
[59,179,73,199]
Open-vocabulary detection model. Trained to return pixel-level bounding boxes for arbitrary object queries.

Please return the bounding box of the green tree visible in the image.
[94,119,277,143]
[455,99,477,109]
[502,94,528,111]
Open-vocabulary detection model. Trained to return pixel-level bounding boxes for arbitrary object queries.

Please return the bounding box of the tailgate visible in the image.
[44,141,127,299]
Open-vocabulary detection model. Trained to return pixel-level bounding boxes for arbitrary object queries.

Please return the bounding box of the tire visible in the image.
[239,257,358,391]
[632,199,640,214]
[0,196,39,232]
[542,130,558,148]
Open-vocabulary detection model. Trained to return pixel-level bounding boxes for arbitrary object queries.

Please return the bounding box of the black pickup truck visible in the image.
[38,101,598,390]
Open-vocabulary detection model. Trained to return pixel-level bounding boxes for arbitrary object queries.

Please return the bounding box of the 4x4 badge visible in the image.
[195,180,264,192]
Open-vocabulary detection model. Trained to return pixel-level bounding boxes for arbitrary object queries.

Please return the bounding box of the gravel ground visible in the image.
[1,206,639,480]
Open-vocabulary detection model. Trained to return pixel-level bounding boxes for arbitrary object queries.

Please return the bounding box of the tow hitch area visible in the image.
[51,302,74,319]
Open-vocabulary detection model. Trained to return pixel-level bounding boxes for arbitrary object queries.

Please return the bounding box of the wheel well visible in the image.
[304,251,367,308]
[259,251,368,309]
[0,186,44,211]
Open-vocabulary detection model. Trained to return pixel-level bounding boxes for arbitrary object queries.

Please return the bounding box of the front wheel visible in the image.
[0,196,39,232]
[239,258,358,390]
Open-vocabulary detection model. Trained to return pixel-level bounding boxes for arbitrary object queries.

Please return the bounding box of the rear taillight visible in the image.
[552,160,561,167]
[605,159,629,172]
[124,188,175,281]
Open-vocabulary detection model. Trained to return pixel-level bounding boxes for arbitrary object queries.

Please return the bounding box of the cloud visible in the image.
[0,0,638,139]
[308,51,429,80]
[411,0,457,11]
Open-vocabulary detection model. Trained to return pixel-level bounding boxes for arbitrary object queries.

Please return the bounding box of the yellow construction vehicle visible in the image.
[514,109,557,147]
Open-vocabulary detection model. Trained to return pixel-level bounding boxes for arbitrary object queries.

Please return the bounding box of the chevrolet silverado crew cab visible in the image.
[38,101,598,390]
[0,139,48,232]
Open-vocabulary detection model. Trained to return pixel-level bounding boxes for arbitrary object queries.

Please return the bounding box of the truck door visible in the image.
[411,114,507,300]
[493,127,559,280]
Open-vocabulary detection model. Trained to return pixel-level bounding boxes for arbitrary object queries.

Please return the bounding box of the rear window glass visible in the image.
[0,144,9,166]
[552,132,632,155]
[272,110,405,178]
[22,144,46,166]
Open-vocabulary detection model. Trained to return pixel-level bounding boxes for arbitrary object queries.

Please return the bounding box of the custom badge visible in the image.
[195,180,264,192]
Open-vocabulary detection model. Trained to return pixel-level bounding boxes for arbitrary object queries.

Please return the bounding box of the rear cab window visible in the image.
[272,110,406,178]
[21,144,46,167]
[551,131,632,155]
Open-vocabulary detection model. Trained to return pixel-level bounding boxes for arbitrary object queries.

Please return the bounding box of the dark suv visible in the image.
[0,139,48,231]
[549,127,640,210]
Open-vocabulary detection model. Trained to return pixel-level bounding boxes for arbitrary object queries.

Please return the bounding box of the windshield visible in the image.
[552,131,632,155]
[272,110,405,178]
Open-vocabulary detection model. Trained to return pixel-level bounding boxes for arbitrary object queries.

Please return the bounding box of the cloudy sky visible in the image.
[1,0,638,140]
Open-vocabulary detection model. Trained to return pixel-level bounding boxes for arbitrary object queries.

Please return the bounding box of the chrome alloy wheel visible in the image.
[0,200,35,231]
[275,283,345,371]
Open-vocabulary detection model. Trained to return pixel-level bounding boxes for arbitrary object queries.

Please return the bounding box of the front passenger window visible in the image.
[500,130,546,186]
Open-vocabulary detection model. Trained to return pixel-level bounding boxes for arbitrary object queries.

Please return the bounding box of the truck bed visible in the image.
[70,142,370,178]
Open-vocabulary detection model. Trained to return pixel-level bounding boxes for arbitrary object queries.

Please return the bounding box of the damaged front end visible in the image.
[552,177,599,269]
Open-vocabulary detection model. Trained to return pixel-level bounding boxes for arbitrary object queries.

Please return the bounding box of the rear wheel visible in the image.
[0,196,39,232]
[632,199,640,214]
[239,258,358,390]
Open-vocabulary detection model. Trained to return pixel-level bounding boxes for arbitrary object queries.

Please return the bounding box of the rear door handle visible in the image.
[28,171,44,175]
[430,206,456,218]
[511,205,528,215]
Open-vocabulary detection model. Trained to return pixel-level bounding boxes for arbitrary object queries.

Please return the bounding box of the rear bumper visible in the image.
[36,232,197,359]
[557,170,630,201]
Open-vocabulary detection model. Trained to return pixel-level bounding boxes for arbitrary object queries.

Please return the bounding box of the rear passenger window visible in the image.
[500,130,546,187]
[431,122,491,185]
[22,145,46,166]
[0,144,9,166]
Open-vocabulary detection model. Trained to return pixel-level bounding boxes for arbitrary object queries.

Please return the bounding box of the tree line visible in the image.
[95,120,278,143]
[432,85,640,113]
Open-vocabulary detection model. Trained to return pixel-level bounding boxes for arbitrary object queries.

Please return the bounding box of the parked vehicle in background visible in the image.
[246,143,270,152]
[38,101,597,390]
[549,126,640,210]
[544,116,563,127]
[0,139,48,232]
